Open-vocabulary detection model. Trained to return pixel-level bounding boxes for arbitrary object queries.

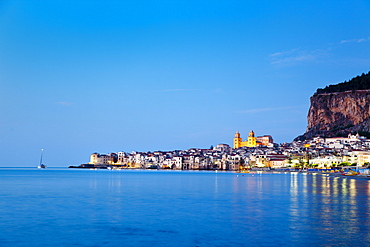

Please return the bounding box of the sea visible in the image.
[1,168,370,247]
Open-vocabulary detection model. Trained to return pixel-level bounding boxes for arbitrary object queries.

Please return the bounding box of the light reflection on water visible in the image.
[286,172,370,245]
[1,169,370,246]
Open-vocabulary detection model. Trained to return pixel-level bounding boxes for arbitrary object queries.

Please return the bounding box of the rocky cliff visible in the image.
[296,90,370,140]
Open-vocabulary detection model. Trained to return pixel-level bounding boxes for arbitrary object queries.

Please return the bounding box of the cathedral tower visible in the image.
[247,130,257,147]
[233,131,242,149]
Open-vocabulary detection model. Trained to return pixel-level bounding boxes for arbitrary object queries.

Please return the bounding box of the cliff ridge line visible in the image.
[296,72,370,140]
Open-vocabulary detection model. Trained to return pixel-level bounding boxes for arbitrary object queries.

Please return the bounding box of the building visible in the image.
[89,153,116,166]
[213,144,231,152]
[257,135,273,146]
[233,130,273,149]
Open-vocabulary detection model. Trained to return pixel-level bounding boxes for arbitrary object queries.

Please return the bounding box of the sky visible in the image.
[1,0,369,167]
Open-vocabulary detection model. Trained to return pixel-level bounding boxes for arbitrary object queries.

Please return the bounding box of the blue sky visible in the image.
[1,0,369,167]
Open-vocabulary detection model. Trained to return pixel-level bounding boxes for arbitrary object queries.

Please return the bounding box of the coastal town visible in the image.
[71,130,370,172]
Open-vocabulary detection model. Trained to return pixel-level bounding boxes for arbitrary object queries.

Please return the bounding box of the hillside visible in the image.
[316,71,370,94]
[296,71,370,140]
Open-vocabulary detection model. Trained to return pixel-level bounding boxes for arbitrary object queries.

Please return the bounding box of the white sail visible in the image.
[38,149,47,169]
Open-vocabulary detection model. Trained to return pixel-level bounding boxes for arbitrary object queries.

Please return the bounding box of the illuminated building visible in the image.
[233,130,273,149]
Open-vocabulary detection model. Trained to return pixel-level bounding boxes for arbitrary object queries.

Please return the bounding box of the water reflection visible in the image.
[214,173,219,194]
[285,173,370,244]
[289,173,299,218]
[228,172,370,245]
[2,169,370,246]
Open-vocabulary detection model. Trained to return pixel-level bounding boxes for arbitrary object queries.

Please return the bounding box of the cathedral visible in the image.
[233,130,273,149]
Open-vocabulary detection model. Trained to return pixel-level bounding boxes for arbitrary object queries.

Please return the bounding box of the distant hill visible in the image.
[295,71,370,141]
[316,71,370,94]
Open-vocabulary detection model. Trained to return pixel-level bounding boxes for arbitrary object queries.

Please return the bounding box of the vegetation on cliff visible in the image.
[316,71,370,94]
[295,71,370,141]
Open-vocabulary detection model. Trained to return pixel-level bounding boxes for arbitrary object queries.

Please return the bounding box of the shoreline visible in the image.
[3,166,370,180]
[268,169,370,180]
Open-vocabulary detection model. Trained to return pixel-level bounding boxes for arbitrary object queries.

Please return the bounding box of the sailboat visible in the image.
[37,149,47,169]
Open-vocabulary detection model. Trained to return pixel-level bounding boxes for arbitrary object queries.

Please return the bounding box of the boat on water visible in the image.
[342,172,358,176]
[342,169,358,176]
[37,149,47,169]
[236,170,250,173]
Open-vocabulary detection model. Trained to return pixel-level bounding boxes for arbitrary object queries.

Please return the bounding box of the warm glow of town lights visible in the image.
[70,132,370,172]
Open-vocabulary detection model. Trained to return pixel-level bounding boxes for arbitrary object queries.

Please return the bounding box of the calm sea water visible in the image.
[1,168,370,246]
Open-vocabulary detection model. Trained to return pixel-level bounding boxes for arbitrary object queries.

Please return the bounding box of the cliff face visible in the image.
[297,90,370,140]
